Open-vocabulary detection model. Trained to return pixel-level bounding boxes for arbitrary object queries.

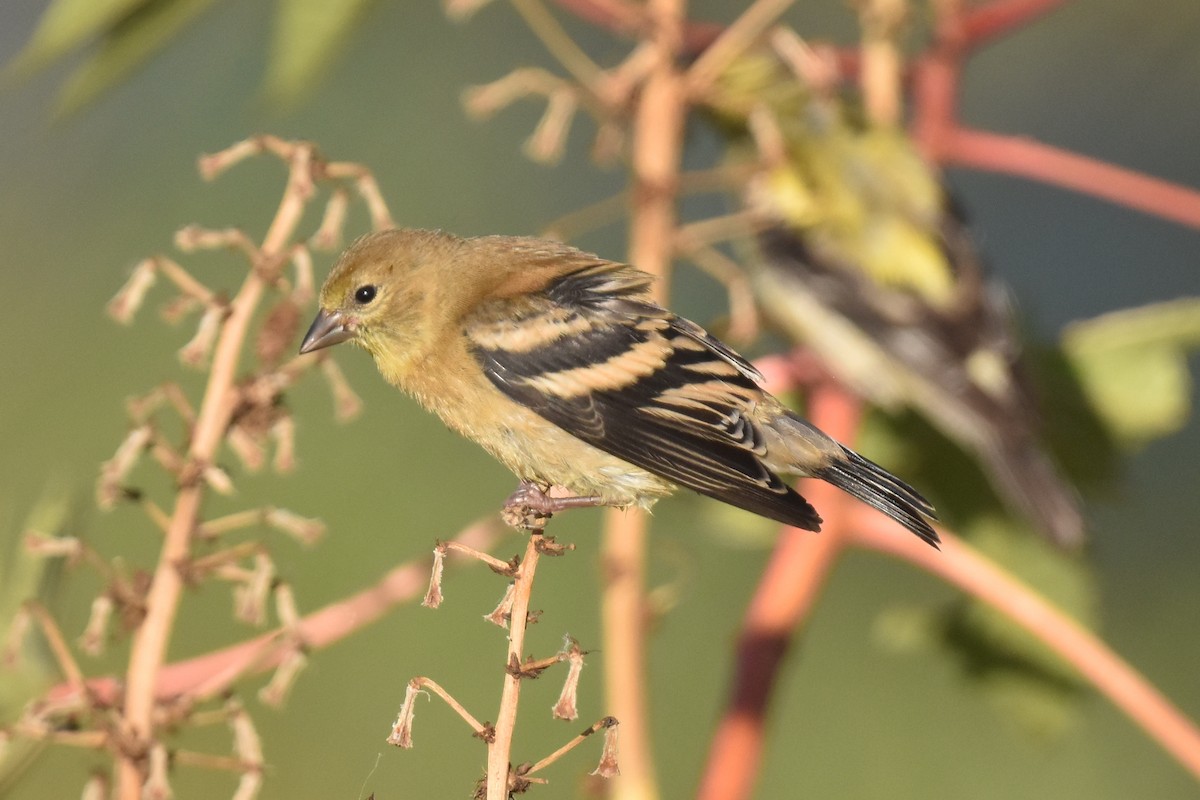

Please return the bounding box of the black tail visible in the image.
[814,447,940,548]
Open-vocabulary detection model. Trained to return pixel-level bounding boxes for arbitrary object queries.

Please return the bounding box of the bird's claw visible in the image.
[500,482,604,531]
[501,482,556,531]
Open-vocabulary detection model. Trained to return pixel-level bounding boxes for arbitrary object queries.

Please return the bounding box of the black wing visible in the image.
[467,261,823,531]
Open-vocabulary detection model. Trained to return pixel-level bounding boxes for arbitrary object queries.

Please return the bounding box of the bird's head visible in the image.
[299,228,464,377]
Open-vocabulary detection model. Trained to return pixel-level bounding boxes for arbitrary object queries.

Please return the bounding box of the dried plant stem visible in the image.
[117,145,316,800]
[442,540,518,574]
[849,516,1200,780]
[46,519,500,710]
[412,677,490,737]
[24,602,87,694]
[696,382,859,800]
[698,380,1200,789]
[857,0,905,127]
[486,532,546,799]
[685,0,795,93]
[511,0,605,87]
[525,716,618,775]
[600,508,653,797]
[627,0,687,303]
[940,128,1200,231]
[598,3,690,798]
[910,0,1200,230]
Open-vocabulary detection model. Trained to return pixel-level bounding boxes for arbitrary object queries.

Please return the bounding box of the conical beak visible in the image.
[299,309,355,354]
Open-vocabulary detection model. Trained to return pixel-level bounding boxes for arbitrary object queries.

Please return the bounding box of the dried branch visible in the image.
[961,0,1073,45]
[512,0,606,87]
[910,0,1200,230]
[940,127,1200,230]
[389,676,491,745]
[685,0,796,95]
[41,518,501,711]
[9,136,399,800]
[117,145,319,799]
[856,0,906,126]
[524,715,618,775]
[485,532,546,798]
[592,2,693,797]
[696,381,859,800]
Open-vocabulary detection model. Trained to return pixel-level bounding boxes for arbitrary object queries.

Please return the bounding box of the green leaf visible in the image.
[1062,297,1200,446]
[3,0,151,77]
[876,515,1099,739]
[54,0,218,116]
[0,488,72,791]
[1023,343,1120,489]
[0,492,69,641]
[265,0,375,106]
[947,517,1098,688]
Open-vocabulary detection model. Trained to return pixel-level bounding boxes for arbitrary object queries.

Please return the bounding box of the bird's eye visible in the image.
[354,285,377,304]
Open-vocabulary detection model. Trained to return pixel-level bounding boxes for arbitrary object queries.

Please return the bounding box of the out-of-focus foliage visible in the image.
[5,0,219,115]
[0,491,70,794]
[942,516,1097,736]
[6,0,150,73]
[265,0,375,105]
[876,513,1097,738]
[1063,298,1200,446]
[4,0,377,113]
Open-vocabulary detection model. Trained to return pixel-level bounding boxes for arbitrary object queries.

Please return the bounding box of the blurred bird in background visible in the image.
[704,48,1084,549]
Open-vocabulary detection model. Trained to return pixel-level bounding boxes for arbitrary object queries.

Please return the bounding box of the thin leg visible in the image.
[502,481,606,531]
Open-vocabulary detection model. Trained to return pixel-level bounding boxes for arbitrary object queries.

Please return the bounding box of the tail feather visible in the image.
[815,447,941,548]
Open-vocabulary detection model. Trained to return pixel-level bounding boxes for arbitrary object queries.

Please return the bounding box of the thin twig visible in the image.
[525,716,618,775]
[24,602,87,695]
[511,0,606,87]
[412,676,490,737]
[10,723,107,749]
[442,540,520,575]
[686,0,796,94]
[551,0,645,36]
[676,245,759,344]
[172,751,257,773]
[42,519,501,710]
[541,190,630,241]
[600,509,654,798]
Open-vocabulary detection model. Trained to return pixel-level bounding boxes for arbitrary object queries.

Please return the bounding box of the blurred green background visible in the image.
[1,0,1198,797]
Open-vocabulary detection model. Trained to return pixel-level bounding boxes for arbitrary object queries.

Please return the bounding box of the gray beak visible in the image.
[299,309,355,354]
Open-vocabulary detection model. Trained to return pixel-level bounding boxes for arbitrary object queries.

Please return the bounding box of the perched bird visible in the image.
[705,52,1083,548]
[300,228,939,547]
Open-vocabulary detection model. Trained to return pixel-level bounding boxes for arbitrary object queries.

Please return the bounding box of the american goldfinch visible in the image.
[707,52,1083,548]
[300,229,939,547]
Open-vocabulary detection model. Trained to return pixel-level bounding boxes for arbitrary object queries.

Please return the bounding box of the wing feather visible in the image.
[467,262,823,531]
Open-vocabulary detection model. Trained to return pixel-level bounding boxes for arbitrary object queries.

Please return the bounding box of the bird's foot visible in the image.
[501,482,604,531]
